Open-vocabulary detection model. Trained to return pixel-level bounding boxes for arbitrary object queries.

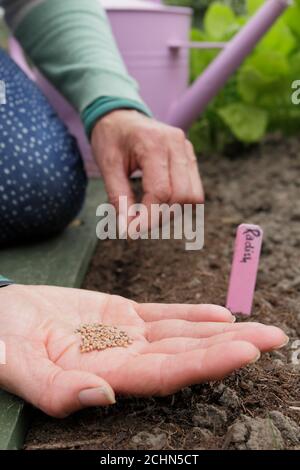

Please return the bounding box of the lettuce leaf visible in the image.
[203,2,239,40]
[218,103,268,142]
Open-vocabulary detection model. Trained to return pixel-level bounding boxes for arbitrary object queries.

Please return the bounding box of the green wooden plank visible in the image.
[0,179,106,287]
[0,392,28,450]
[0,179,107,449]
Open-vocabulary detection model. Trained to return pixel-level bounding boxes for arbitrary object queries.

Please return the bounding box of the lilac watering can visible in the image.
[9,0,289,176]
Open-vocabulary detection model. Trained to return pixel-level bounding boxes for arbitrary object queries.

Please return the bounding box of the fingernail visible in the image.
[78,387,116,407]
[248,351,261,364]
[226,308,236,323]
[273,335,289,350]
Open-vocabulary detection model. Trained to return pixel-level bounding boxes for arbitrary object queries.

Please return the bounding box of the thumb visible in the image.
[42,369,116,417]
[0,336,115,418]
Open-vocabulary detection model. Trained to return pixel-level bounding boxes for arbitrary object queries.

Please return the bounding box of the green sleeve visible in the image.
[82,96,152,139]
[13,0,151,119]
[0,275,14,287]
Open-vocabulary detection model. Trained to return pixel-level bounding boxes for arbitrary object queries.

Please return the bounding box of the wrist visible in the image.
[82,96,152,140]
[91,109,149,149]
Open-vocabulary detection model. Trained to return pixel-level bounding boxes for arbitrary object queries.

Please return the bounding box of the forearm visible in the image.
[3,0,151,135]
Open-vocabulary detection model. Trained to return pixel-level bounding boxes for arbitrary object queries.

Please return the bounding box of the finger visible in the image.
[112,341,260,396]
[99,149,136,227]
[143,325,288,354]
[140,144,171,205]
[185,139,204,203]
[136,146,171,233]
[1,336,116,418]
[137,303,235,323]
[146,320,287,344]
[168,130,193,204]
[128,151,171,238]
[143,337,210,354]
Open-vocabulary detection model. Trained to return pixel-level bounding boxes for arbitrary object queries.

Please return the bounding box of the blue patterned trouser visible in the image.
[0,48,87,246]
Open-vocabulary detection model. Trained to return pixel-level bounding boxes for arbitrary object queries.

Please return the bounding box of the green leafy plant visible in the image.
[166,0,247,30]
[188,0,300,152]
[0,14,8,50]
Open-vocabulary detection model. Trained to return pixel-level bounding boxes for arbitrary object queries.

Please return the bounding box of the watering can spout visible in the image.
[167,0,290,131]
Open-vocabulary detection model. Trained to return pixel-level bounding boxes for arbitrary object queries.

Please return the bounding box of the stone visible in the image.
[131,428,167,450]
[193,405,227,433]
[213,383,226,396]
[240,380,254,392]
[189,277,202,288]
[291,205,300,222]
[269,411,300,445]
[192,427,213,440]
[218,387,240,409]
[224,415,284,450]
[271,350,286,361]
[273,359,285,368]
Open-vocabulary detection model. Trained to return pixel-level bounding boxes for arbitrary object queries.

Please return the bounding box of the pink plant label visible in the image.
[226,224,263,316]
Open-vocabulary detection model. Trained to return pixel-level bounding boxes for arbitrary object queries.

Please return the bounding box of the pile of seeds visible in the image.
[75,323,133,353]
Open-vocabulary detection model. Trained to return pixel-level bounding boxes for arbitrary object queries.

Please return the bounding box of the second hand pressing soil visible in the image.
[25,135,300,450]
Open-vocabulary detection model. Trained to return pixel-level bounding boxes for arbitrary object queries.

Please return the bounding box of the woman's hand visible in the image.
[91,111,204,226]
[0,285,288,418]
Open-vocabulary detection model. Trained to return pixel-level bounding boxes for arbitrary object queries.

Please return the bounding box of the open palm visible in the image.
[0,285,287,417]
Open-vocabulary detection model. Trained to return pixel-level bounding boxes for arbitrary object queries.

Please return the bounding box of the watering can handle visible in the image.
[167,0,290,130]
[169,41,226,50]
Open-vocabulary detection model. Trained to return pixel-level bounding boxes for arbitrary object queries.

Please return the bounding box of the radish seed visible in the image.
[75,323,133,353]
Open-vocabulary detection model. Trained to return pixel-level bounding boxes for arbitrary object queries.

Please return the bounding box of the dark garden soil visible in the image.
[25,135,300,450]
